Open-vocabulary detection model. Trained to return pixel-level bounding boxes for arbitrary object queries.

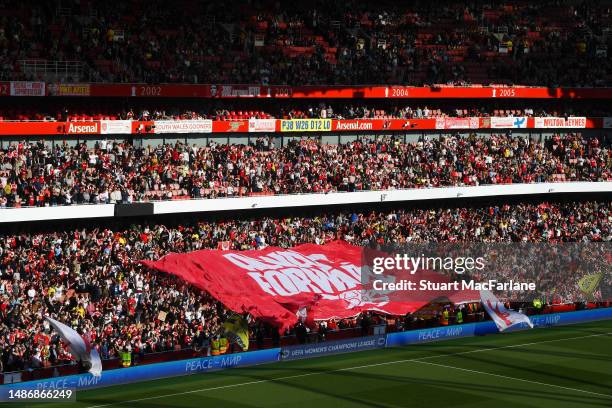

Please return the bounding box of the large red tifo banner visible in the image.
[141,241,475,331]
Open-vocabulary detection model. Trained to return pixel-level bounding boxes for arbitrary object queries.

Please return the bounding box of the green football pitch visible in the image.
[17,320,612,408]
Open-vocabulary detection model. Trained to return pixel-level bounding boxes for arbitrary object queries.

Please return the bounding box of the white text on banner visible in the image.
[153,120,213,134]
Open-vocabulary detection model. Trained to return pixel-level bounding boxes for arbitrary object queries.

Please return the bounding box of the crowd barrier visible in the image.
[2,181,611,223]
[1,308,610,392]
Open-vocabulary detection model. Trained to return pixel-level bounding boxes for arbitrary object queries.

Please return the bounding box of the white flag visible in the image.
[296,307,308,321]
[45,317,102,377]
[480,290,533,331]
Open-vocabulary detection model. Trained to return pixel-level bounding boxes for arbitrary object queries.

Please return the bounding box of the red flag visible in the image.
[141,241,475,332]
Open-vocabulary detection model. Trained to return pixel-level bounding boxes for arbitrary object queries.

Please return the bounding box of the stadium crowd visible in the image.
[0,0,610,380]
[1,0,610,86]
[0,199,611,373]
[1,134,610,208]
[0,101,608,122]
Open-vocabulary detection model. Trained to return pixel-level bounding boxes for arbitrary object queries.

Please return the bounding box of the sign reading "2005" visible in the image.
[280,119,331,132]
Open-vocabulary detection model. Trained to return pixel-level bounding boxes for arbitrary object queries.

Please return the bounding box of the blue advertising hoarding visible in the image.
[280,335,387,361]
[387,307,612,347]
[0,348,280,391]
[1,307,610,391]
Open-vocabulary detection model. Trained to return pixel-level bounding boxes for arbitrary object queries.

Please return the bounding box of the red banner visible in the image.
[0,122,65,135]
[332,119,438,131]
[65,121,100,134]
[141,241,476,331]
[0,117,604,136]
[44,83,612,99]
[132,120,155,134]
[212,120,249,133]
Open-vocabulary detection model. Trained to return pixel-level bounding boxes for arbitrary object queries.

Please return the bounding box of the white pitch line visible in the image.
[86,331,612,408]
[414,360,612,398]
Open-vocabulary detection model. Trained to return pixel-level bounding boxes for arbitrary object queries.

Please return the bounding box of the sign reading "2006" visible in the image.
[280,119,332,132]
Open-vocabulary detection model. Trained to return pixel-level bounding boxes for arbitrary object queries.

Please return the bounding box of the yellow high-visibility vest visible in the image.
[211,339,220,356]
[441,310,449,325]
[121,351,131,367]
[219,337,228,354]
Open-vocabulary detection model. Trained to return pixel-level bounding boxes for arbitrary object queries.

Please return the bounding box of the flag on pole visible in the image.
[578,272,603,300]
[45,317,102,377]
[480,290,533,331]
[222,314,250,351]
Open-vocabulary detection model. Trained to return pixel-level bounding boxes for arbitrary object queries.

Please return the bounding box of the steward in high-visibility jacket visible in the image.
[533,298,543,309]
[211,338,221,356]
[441,309,449,326]
[121,350,131,368]
[219,337,228,354]
[456,309,463,324]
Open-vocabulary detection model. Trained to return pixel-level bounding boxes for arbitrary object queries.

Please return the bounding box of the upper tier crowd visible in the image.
[1,133,610,208]
[1,101,610,122]
[1,0,610,86]
[1,199,610,373]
